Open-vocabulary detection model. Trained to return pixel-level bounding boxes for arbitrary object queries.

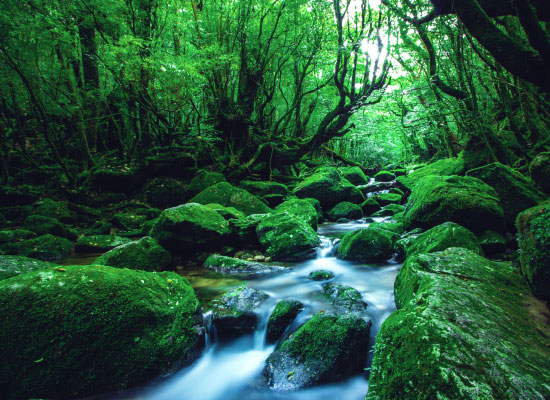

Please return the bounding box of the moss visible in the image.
[337,226,398,262]
[275,198,318,230]
[0,264,202,399]
[190,182,272,215]
[403,175,504,233]
[337,166,369,185]
[23,215,67,238]
[397,158,465,190]
[112,212,148,231]
[372,192,402,206]
[76,235,132,252]
[367,248,550,400]
[0,255,56,281]
[204,203,245,220]
[477,230,507,256]
[266,299,304,343]
[308,270,335,281]
[203,254,277,274]
[33,198,74,223]
[2,234,73,261]
[327,202,363,221]
[529,152,550,193]
[187,171,226,195]
[322,282,367,313]
[228,214,268,249]
[142,177,188,209]
[388,188,404,196]
[239,180,288,196]
[374,170,395,182]
[0,229,35,245]
[303,197,323,221]
[361,197,381,216]
[369,221,404,234]
[256,213,320,261]
[92,236,171,271]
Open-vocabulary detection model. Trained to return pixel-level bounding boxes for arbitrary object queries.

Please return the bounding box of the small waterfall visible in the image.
[203,311,217,349]
[317,236,335,258]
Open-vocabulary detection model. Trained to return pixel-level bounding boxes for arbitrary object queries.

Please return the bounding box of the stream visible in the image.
[134,218,400,400]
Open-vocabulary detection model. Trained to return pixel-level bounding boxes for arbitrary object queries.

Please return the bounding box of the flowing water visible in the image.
[136,219,400,400]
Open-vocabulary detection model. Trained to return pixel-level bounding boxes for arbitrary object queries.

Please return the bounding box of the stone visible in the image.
[275,198,318,230]
[203,254,280,274]
[337,226,398,262]
[374,170,395,182]
[75,235,132,252]
[187,171,227,195]
[308,270,335,281]
[266,299,304,343]
[189,182,272,215]
[322,282,367,314]
[477,230,507,256]
[228,214,268,249]
[338,166,369,185]
[360,197,381,216]
[372,192,402,206]
[397,158,465,190]
[239,180,288,197]
[204,203,245,220]
[33,198,74,223]
[2,234,73,261]
[23,215,67,238]
[0,229,35,245]
[142,177,189,209]
[112,212,148,231]
[327,202,363,221]
[0,255,56,281]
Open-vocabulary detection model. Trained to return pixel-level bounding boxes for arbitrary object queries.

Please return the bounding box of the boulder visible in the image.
[374,204,405,216]
[204,203,245,220]
[529,151,550,193]
[204,254,280,274]
[467,162,545,229]
[239,180,288,197]
[367,248,550,400]
[360,197,381,216]
[75,235,132,252]
[150,203,230,253]
[228,214,268,249]
[293,169,364,210]
[112,212,148,231]
[403,175,505,233]
[0,229,35,245]
[327,202,363,221]
[358,181,395,196]
[374,170,395,182]
[190,182,272,216]
[33,198,74,223]
[187,171,226,195]
[0,265,203,399]
[303,197,323,221]
[372,193,402,206]
[337,226,398,262]
[308,270,335,281]
[338,166,369,186]
[2,234,73,261]
[368,221,405,235]
[142,177,189,209]
[477,230,507,256]
[92,237,171,271]
[322,282,367,314]
[397,158,465,190]
[266,299,304,343]
[264,313,370,390]
[275,198,318,230]
[0,255,56,281]
[517,201,550,300]
[256,213,320,261]
[23,215,67,238]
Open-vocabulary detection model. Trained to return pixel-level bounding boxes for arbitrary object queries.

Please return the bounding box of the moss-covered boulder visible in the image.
[327,202,363,221]
[372,192,402,206]
[401,222,482,259]
[239,180,288,197]
[303,197,323,221]
[204,254,280,274]
[92,236,170,271]
[397,158,465,190]
[190,182,272,216]
[0,255,55,281]
[360,197,381,216]
[358,181,394,196]
[34,198,74,223]
[308,270,335,281]
[374,170,395,182]
[266,299,304,343]
[337,226,398,262]
[478,230,507,256]
[529,151,550,193]
[228,214,268,249]
[0,265,203,399]
[256,213,320,261]
[403,175,505,233]
[338,166,369,185]
[142,177,189,209]
[367,248,550,400]
[293,169,364,210]
[150,203,230,253]
[187,171,227,195]
[368,221,405,235]
[204,203,245,220]
[75,235,132,252]
[264,313,370,390]
[23,215,67,238]
[373,204,405,217]
[211,286,269,338]
[2,234,73,261]
[322,282,367,314]
[0,229,35,245]
[275,199,318,230]
[517,202,550,300]
[467,162,545,229]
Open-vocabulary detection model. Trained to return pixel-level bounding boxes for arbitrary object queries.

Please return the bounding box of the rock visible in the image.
[293,169,364,210]
[2,234,73,261]
[360,197,381,216]
[467,162,545,229]
[517,201,550,300]
[266,299,304,343]
[403,175,505,233]
[264,313,370,390]
[374,170,395,182]
[303,197,323,221]
[358,181,395,196]
[262,194,285,207]
[275,198,318,230]
[389,188,404,196]
[112,212,148,231]
[0,229,35,245]
[322,283,367,314]
[142,177,189,209]
[529,152,550,193]
[89,166,144,193]
[0,265,203,399]
[33,198,74,223]
[204,254,280,274]
[0,205,33,224]
[187,171,227,195]
[239,180,288,197]
[401,222,483,259]
[376,204,405,216]
[150,203,230,253]
[477,230,507,256]
[338,166,369,185]
[190,182,272,216]
[75,235,132,252]
[337,226,398,262]
[228,214,268,249]
[23,215,67,238]
[92,237,171,271]
[212,286,269,338]
[368,221,405,235]
[367,248,550,400]
[0,255,56,281]
[308,270,335,281]
[372,192,402,206]
[392,168,407,177]
[327,202,363,221]
[397,158,465,190]
[204,203,245,220]
[256,213,320,261]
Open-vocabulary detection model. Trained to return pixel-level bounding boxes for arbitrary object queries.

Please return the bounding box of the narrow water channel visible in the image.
[140,219,401,400]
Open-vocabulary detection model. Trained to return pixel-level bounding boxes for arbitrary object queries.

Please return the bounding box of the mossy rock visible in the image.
[204,203,245,220]
[228,214,268,249]
[322,282,367,314]
[293,169,364,210]
[397,158,465,190]
[187,171,227,195]
[33,198,75,223]
[368,221,404,234]
[190,182,272,216]
[337,226,398,263]
[338,166,369,185]
[0,186,39,207]
[150,203,230,254]
[468,163,545,229]
[374,170,395,182]
[303,197,323,221]
[0,255,56,281]
[23,215,67,238]
[264,313,370,390]
[529,152,550,193]
[517,201,550,300]
[266,299,304,343]
[477,230,507,256]
[92,237,171,272]
[76,235,132,252]
[402,222,482,259]
[142,177,189,209]
[388,187,405,196]
[204,254,280,274]
[327,202,363,221]
[256,213,320,261]
[377,204,405,216]
[361,197,381,216]
[239,180,288,197]
[275,198,318,230]
[372,192,402,206]
[0,264,203,399]
[112,212,148,231]
[367,248,550,400]
[0,229,36,245]
[308,270,335,281]
[2,234,73,261]
[403,175,504,234]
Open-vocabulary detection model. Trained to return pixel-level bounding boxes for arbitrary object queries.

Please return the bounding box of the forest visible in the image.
[1,0,550,399]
